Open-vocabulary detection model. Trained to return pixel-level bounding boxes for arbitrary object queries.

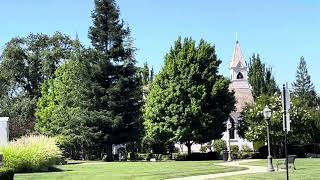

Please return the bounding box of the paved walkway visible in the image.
[167,159,273,180]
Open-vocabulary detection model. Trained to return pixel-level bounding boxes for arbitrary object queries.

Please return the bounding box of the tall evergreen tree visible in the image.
[292,56,317,107]
[144,37,235,155]
[248,54,278,99]
[88,0,143,160]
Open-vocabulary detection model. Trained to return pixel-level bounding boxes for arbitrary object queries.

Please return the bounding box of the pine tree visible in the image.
[88,0,143,160]
[292,56,317,107]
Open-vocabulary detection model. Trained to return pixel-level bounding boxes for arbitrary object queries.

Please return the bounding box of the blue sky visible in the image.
[1,0,320,91]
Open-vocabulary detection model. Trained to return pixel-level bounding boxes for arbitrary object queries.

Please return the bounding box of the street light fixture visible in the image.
[227,121,232,162]
[263,105,275,172]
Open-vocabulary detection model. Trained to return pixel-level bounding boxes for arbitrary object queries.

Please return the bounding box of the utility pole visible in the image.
[282,84,290,180]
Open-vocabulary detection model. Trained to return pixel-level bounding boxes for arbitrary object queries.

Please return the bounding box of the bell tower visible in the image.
[229,41,247,81]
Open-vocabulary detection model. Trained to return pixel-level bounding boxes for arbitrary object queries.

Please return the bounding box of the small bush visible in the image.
[200,146,207,153]
[136,153,152,161]
[0,135,62,172]
[171,153,179,160]
[161,154,170,161]
[174,152,219,161]
[175,153,188,161]
[0,167,14,180]
[231,145,239,153]
[239,144,253,159]
[127,152,136,160]
[213,139,227,155]
[231,145,239,159]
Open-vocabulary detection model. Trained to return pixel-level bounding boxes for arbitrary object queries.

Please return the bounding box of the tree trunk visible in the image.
[103,143,113,161]
[186,141,192,155]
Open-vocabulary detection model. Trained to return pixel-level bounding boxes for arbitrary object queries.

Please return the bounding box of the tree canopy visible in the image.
[238,94,315,153]
[0,32,78,139]
[248,54,279,99]
[144,37,235,154]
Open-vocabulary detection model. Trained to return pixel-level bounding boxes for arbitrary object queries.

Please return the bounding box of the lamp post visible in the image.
[263,105,274,172]
[227,121,232,162]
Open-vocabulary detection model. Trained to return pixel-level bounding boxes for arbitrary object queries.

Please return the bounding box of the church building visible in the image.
[220,40,254,151]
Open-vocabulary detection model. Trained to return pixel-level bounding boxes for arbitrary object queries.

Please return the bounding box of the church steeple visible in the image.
[229,41,247,81]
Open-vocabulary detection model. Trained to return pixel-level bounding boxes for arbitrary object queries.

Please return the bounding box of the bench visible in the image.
[276,155,297,171]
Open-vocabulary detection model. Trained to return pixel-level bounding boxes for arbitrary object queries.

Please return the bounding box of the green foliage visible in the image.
[36,57,101,159]
[248,54,279,99]
[200,146,208,153]
[0,167,14,180]
[213,139,227,155]
[0,135,62,173]
[239,145,253,159]
[253,140,265,151]
[231,145,239,154]
[174,154,189,161]
[144,37,235,154]
[0,32,79,139]
[88,0,143,158]
[292,56,317,107]
[239,94,314,146]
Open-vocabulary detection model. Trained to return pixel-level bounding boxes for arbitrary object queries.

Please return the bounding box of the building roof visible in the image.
[230,41,246,69]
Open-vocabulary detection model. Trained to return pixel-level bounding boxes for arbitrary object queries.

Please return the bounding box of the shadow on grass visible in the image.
[16,166,72,174]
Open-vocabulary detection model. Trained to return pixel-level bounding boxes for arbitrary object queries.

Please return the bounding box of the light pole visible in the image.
[227,121,232,162]
[263,105,274,172]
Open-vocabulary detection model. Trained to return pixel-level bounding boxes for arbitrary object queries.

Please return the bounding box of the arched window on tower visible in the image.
[236,72,243,79]
[229,118,235,139]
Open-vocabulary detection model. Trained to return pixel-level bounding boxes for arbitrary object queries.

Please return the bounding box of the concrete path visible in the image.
[167,159,274,180]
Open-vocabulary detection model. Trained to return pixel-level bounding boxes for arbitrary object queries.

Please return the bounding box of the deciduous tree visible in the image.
[144,37,235,155]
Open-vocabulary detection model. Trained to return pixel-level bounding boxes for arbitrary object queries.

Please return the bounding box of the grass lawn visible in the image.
[215,158,320,180]
[15,161,246,180]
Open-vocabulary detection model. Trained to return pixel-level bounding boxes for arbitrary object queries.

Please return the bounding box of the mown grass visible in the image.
[215,158,320,180]
[15,161,246,180]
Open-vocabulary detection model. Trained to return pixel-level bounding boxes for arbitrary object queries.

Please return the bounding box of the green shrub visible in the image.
[174,152,219,161]
[153,154,162,160]
[231,145,239,153]
[137,153,152,161]
[239,144,253,159]
[127,152,136,160]
[0,135,62,172]
[230,145,239,159]
[213,139,227,155]
[0,167,14,180]
[175,153,188,161]
[199,146,207,153]
[171,153,179,160]
[161,154,170,161]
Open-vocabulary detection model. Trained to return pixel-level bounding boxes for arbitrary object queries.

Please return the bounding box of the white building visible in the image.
[177,41,254,153]
[220,40,254,151]
[0,117,9,147]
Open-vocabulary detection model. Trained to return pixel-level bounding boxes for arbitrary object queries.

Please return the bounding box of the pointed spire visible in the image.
[230,41,245,69]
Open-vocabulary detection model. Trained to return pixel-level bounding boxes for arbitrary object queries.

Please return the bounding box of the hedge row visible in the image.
[129,152,220,161]
[256,144,320,158]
